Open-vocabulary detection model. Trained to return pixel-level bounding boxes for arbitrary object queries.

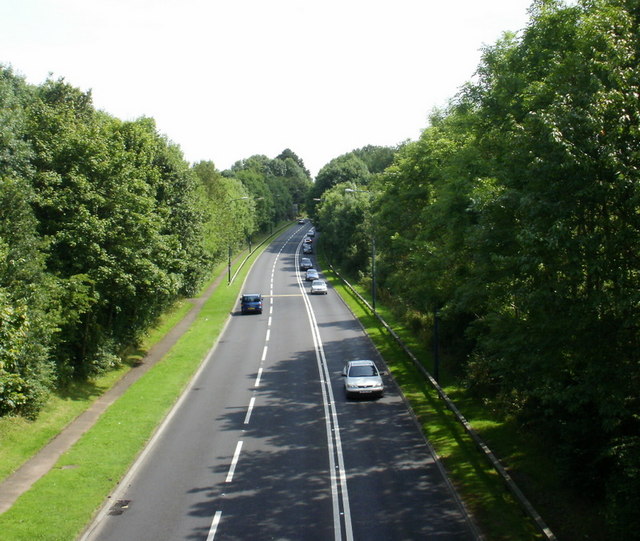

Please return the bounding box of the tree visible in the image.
[192,160,254,259]
[276,148,311,179]
[460,1,640,530]
[26,80,209,380]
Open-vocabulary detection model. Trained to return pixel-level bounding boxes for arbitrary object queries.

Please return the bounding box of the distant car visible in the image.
[306,268,319,281]
[303,244,313,254]
[300,258,313,270]
[310,279,328,295]
[240,293,263,314]
[307,228,315,237]
[342,360,384,399]
[304,237,313,244]
[298,218,305,224]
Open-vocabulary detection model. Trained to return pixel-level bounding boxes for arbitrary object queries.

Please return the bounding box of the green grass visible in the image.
[0,229,280,541]
[0,293,198,484]
[0,368,128,483]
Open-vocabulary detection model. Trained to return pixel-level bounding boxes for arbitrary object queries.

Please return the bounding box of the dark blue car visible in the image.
[241,294,263,314]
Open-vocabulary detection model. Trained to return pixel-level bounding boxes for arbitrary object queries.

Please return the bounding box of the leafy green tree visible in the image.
[0,67,58,416]
[192,160,254,259]
[269,155,312,214]
[310,154,370,201]
[351,145,398,174]
[26,79,208,379]
[225,152,312,229]
[458,1,640,530]
[276,148,311,179]
[316,183,372,274]
[0,179,57,418]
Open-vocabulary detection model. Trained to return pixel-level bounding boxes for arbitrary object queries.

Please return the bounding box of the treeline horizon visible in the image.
[310,0,639,537]
[0,66,312,418]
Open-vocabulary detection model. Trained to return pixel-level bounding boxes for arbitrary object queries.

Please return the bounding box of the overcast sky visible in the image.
[1,0,538,176]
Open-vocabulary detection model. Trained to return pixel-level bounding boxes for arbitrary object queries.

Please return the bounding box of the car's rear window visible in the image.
[349,365,378,377]
[243,295,261,302]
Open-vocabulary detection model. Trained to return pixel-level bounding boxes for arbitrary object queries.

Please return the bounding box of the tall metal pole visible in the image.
[228,244,232,284]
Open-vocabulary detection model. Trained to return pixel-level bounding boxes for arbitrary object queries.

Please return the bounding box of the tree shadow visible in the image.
[183,337,475,540]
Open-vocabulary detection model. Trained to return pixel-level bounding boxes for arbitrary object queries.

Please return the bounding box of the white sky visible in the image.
[1,0,537,177]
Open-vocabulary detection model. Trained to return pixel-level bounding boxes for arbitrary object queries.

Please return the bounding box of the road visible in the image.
[82,223,477,541]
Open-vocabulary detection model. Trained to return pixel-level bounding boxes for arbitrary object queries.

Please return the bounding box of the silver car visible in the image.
[305,268,319,281]
[342,360,384,399]
[310,279,327,294]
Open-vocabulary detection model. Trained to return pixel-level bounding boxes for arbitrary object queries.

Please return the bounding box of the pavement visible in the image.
[0,266,230,514]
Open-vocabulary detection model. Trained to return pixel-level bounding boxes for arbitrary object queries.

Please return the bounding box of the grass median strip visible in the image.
[0,244,267,541]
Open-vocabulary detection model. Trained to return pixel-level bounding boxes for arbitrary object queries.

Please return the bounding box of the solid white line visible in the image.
[244,397,256,424]
[226,441,243,483]
[255,367,263,388]
[206,510,222,541]
[295,241,353,541]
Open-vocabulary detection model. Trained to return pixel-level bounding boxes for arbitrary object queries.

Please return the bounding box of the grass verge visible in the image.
[0,231,276,541]
[0,269,217,485]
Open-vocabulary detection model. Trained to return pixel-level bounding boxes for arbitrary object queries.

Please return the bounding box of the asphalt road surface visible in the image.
[82,224,478,541]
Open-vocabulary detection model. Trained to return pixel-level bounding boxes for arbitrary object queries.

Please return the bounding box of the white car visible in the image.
[342,360,384,399]
[310,279,327,294]
[305,268,319,281]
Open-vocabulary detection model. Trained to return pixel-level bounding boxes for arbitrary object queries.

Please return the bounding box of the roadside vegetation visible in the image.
[309,2,639,538]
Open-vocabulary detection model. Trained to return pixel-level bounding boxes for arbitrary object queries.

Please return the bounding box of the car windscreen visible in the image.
[243,296,261,302]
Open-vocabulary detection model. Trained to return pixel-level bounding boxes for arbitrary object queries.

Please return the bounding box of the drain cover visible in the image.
[108,499,132,516]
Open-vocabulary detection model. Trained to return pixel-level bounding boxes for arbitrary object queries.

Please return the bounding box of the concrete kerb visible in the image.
[327,263,557,541]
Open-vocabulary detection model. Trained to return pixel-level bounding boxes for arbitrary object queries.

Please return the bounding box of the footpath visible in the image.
[0,261,233,514]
